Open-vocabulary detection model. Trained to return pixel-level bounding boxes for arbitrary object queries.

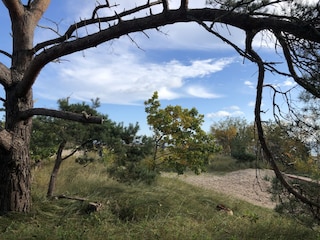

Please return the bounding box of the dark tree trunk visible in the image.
[0,3,36,212]
[0,89,33,213]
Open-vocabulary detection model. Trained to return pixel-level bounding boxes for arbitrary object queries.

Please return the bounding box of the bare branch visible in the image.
[91,1,115,19]
[0,50,12,59]
[180,0,188,10]
[18,108,103,124]
[162,0,168,11]
[247,30,320,209]
[16,4,319,98]
[33,0,163,52]
[61,139,93,161]
[275,31,320,98]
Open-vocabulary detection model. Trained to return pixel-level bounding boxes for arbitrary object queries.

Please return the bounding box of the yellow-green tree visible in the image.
[145,92,218,174]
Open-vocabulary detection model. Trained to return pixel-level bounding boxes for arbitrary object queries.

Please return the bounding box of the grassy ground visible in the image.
[0,159,318,240]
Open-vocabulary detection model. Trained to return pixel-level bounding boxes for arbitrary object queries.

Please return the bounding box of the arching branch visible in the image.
[18,7,320,98]
[33,0,163,52]
[247,30,320,209]
[18,108,103,124]
[275,31,320,98]
[0,50,12,59]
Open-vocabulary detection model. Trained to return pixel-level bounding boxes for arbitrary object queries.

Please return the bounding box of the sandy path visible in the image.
[163,169,277,209]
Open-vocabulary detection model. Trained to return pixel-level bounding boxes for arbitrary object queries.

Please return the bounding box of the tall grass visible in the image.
[0,158,318,239]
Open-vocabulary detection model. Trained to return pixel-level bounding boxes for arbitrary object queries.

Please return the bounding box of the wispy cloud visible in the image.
[186,85,222,99]
[35,48,233,105]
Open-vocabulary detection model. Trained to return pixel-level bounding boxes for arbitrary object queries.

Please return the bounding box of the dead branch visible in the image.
[284,173,320,185]
[54,194,102,212]
[55,194,88,201]
[0,50,12,59]
[34,0,163,52]
[180,0,188,10]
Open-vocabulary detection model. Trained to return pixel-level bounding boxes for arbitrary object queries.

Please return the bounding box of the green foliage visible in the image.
[263,121,311,170]
[210,117,256,162]
[31,98,156,189]
[106,124,156,184]
[30,116,60,162]
[30,98,115,163]
[145,92,219,174]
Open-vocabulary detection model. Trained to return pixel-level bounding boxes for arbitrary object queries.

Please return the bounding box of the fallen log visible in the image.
[54,194,102,213]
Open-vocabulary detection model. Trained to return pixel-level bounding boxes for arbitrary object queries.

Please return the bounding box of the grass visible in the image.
[0,158,318,240]
[207,154,269,174]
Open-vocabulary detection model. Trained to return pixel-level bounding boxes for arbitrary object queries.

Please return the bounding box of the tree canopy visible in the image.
[145,91,218,174]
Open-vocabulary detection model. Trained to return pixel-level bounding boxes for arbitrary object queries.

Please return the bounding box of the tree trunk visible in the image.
[0,89,33,213]
[0,4,38,212]
[47,140,66,198]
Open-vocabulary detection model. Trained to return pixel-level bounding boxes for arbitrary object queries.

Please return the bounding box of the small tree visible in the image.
[106,122,155,184]
[145,92,218,174]
[31,98,115,197]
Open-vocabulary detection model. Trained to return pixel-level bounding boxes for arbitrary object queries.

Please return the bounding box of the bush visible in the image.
[231,151,256,163]
[106,144,157,184]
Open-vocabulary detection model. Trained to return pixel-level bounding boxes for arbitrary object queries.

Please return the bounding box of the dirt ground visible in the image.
[163,169,277,209]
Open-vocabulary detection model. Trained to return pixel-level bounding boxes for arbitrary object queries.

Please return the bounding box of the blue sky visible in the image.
[0,0,302,135]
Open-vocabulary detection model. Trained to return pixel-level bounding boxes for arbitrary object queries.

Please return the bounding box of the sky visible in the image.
[0,0,303,135]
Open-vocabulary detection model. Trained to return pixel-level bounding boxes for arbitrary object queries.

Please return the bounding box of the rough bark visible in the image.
[0,0,49,213]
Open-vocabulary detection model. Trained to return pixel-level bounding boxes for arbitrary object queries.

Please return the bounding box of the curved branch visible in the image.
[0,50,12,59]
[19,7,320,97]
[247,31,320,209]
[275,31,320,98]
[33,6,320,53]
[33,0,163,52]
[18,108,103,124]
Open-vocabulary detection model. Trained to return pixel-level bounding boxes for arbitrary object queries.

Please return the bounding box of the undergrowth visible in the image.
[0,159,317,240]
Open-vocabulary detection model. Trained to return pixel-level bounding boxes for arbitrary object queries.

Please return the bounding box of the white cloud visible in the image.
[248,101,255,107]
[186,85,222,99]
[206,106,245,119]
[229,105,241,111]
[244,80,255,89]
[282,79,296,87]
[35,48,233,105]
